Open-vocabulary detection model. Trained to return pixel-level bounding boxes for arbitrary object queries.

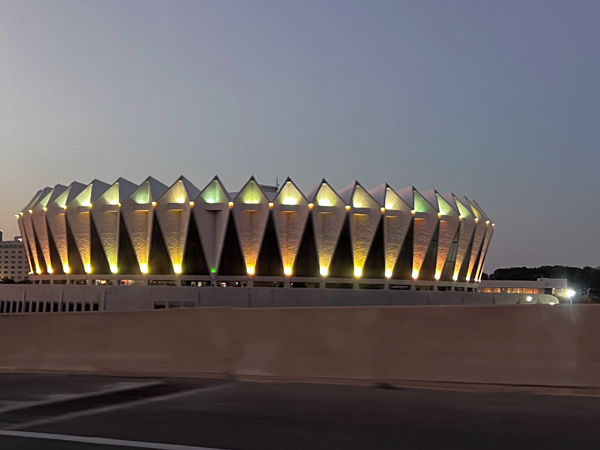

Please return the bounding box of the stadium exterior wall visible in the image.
[0,284,557,314]
[17,176,494,289]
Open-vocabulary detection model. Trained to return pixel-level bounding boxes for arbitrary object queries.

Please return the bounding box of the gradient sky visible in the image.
[1,0,599,272]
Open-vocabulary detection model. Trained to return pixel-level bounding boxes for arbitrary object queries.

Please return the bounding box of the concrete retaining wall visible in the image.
[0,305,598,388]
[0,284,557,312]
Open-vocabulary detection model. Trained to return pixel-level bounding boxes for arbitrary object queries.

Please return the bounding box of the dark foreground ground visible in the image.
[0,374,600,450]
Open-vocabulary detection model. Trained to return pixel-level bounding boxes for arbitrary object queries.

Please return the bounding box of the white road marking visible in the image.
[0,381,162,414]
[0,430,227,449]
[4,382,235,431]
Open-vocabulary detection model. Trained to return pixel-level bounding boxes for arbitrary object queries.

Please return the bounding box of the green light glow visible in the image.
[211,268,216,274]
[202,181,223,204]
[133,187,150,204]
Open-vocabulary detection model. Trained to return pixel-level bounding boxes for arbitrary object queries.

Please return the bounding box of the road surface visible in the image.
[0,374,599,449]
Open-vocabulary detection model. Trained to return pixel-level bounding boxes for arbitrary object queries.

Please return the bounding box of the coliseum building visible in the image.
[16,176,494,290]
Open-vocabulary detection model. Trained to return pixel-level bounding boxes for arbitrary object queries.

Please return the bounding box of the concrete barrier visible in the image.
[0,284,558,312]
[0,305,598,388]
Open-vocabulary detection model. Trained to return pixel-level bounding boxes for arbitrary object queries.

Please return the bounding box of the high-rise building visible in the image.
[0,232,30,282]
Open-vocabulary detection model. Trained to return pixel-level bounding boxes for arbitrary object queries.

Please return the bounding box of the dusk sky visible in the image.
[1,0,598,272]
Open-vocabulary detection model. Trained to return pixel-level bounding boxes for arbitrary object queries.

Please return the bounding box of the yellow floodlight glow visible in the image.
[380,207,386,213]
[452,274,458,281]
[526,296,533,302]
[189,201,194,207]
[110,200,119,205]
[140,263,148,274]
[173,264,182,274]
[228,202,234,208]
[15,214,19,218]
[84,263,92,274]
[411,209,416,214]
[47,266,53,274]
[320,266,328,277]
[63,206,67,210]
[247,266,255,275]
[434,272,441,280]
[28,210,33,214]
[36,267,41,274]
[459,215,463,219]
[283,198,297,206]
[318,199,331,207]
[345,205,351,211]
[486,220,490,225]
[492,223,496,227]
[308,203,314,210]
[206,198,214,204]
[176,197,185,204]
[284,266,292,276]
[412,269,419,280]
[354,266,362,277]
[81,199,91,207]
[63,264,70,274]
[152,201,157,207]
[549,302,556,306]
[269,202,274,209]
[19,211,24,216]
[110,265,118,274]
[43,207,47,211]
[385,269,392,278]
[474,217,479,222]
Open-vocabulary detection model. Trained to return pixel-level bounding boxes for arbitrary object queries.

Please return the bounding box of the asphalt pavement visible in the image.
[1,374,600,449]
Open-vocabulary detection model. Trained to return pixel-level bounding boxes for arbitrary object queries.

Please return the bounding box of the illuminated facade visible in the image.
[17,176,494,289]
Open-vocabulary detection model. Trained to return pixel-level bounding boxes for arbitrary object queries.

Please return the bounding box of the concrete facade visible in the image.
[0,284,557,314]
[16,176,494,289]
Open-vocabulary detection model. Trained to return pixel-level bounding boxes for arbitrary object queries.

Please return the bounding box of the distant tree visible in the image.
[490,266,600,290]
[0,277,16,284]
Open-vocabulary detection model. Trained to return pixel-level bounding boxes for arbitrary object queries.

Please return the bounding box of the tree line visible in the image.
[484,265,600,290]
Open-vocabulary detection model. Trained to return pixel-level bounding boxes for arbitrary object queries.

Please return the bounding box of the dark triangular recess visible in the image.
[149,215,174,275]
[66,218,84,275]
[392,219,413,280]
[218,211,246,276]
[362,216,385,279]
[118,215,141,275]
[440,224,461,281]
[25,238,36,274]
[32,225,47,275]
[329,215,354,278]
[47,223,65,275]
[294,212,320,277]
[457,228,476,282]
[182,214,209,275]
[90,216,110,275]
[471,229,487,281]
[256,212,283,276]
[419,222,440,281]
